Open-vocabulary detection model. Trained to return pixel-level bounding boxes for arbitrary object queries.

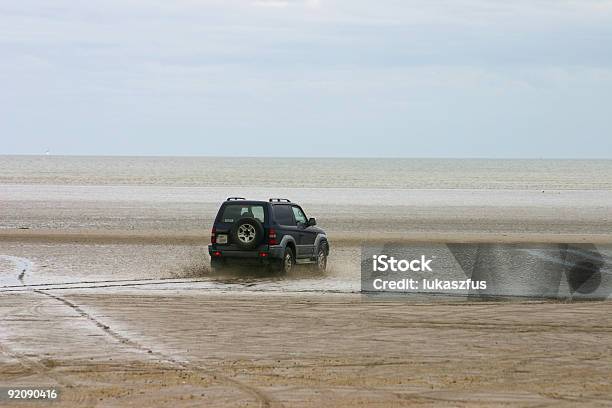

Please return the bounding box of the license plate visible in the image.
[217,234,228,244]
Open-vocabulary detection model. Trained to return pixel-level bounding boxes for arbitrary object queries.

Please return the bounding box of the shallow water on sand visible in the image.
[2,241,611,300]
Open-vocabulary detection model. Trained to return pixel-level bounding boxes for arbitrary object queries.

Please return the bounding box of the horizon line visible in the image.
[1,153,612,161]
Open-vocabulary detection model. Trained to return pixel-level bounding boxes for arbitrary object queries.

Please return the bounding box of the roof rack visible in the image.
[226,197,246,201]
[269,198,291,203]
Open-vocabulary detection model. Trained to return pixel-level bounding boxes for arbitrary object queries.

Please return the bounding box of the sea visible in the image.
[1,156,611,235]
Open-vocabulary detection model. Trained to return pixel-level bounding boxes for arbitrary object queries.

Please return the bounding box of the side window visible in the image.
[274,205,294,226]
[292,206,307,225]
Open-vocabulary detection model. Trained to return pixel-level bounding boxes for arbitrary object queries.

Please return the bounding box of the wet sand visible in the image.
[1,237,612,407]
[2,289,612,407]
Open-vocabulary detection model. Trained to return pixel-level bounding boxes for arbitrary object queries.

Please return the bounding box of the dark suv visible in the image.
[208,198,329,274]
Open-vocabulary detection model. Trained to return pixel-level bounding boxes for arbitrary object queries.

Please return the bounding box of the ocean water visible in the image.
[1,155,611,189]
[1,156,611,234]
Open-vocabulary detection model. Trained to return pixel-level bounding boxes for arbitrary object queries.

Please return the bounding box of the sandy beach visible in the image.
[1,157,612,406]
[2,232,612,407]
[2,289,612,407]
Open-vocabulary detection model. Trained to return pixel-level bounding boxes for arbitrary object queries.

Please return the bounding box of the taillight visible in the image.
[212,251,222,257]
[268,228,278,245]
[211,227,216,244]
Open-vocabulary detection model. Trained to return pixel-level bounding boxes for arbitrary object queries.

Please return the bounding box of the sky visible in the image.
[1,0,612,158]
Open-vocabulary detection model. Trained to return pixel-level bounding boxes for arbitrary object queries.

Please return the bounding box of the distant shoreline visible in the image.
[2,154,612,160]
[1,156,611,190]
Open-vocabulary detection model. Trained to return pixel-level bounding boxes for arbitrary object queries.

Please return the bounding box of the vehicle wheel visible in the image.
[313,243,328,272]
[231,218,264,250]
[274,247,294,274]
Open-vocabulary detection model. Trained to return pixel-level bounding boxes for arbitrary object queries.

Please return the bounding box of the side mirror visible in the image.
[308,217,317,226]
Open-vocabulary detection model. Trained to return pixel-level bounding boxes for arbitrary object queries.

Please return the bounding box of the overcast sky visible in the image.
[1,0,612,158]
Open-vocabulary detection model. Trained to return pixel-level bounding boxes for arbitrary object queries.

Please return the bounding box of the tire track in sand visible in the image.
[0,255,94,406]
[0,254,281,408]
[0,342,94,406]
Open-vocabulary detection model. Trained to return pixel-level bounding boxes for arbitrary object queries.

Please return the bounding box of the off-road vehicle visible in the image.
[208,198,329,273]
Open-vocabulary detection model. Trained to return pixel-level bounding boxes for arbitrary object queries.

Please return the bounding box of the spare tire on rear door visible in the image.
[231,217,264,250]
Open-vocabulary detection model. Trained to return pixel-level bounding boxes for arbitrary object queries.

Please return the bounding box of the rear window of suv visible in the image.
[220,204,265,223]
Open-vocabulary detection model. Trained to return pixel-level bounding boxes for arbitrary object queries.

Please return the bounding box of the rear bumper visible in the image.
[208,244,284,262]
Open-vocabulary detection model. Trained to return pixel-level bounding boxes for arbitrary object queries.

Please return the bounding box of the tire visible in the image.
[312,243,328,272]
[230,217,264,250]
[273,247,294,274]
